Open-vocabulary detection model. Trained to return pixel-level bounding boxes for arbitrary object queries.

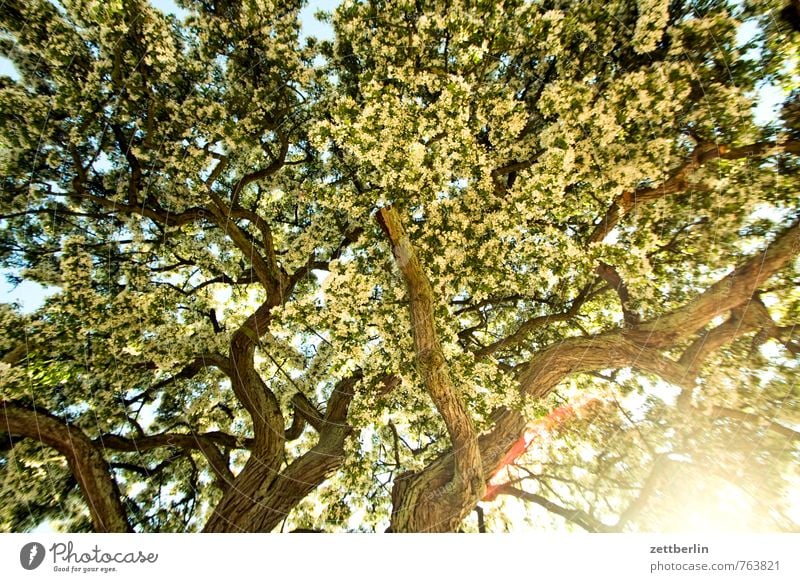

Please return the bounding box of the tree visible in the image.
[1,0,799,533]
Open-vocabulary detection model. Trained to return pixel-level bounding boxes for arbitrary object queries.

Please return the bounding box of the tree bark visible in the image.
[1,402,131,532]
[377,206,484,532]
[388,218,800,532]
[588,140,800,243]
[203,373,362,532]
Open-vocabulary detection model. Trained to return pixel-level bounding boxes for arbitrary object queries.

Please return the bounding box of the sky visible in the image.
[0,0,788,312]
[147,0,338,40]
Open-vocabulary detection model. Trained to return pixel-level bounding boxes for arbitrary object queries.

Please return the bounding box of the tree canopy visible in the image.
[1,0,799,533]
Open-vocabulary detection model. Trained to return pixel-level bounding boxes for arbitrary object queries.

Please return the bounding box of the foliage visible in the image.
[0,0,798,532]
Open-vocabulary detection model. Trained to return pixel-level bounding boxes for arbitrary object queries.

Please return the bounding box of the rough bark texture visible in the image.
[387,218,800,532]
[203,373,361,532]
[1,196,366,533]
[241,373,361,532]
[1,402,131,532]
[202,300,287,532]
[377,206,484,532]
[4,217,796,533]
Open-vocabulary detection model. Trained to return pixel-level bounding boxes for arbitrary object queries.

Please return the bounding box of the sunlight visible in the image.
[657,473,763,532]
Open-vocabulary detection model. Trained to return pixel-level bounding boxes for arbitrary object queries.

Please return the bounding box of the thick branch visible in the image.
[96,430,254,453]
[72,187,212,228]
[207,191,283,295]
[1,401,131,532]
[289,392,324,433]
[229,205,281,274]
[596,262,640,325]
[626,219,800,348]
[520,335,694,400]
[675,300,776,404]
[125,354,232,405]
[230,134,289,207]
[284,406,307,441]
[377,206,483,529]
[198,282,293,530]
[203,373,362,532]
[393,219,800,532]
[217,296,283,440]
[195,441,235,492]
[520,217,800,398]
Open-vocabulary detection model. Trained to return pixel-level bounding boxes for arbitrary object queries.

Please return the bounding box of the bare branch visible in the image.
[230,134,289,207]
[613,454,671,531]
[125,354,232,405]
[417,219,800,532]
[494,484,612,532]
[707,406,800,441]
[287,227,364,291]
[289,392,324,433]
[473,285,592,358]
[206,191,284,295]
[627,219,800,348]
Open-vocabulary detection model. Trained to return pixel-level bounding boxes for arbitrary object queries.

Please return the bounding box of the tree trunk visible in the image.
[203,374,360,532]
